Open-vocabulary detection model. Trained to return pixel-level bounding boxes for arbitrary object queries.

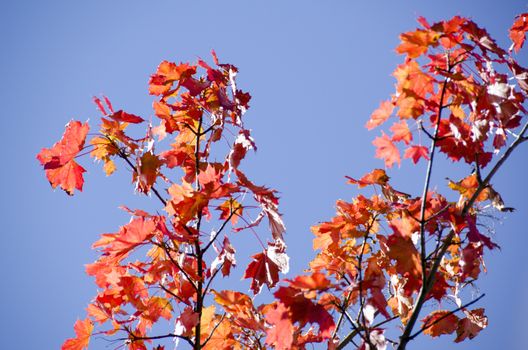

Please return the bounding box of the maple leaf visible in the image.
[393,60,434,100]
[216,199,243,226]
[447,174,489,204]
[93,96,109,115]
[287,272,331,292]
[404,145,429,164]
[390,120,413,144]
[109,110,144,124]
[455,308,488,342]
[165,183,208,224]
[460,242,483,280]
[141,296,173,322]
[389,214,419,239]
[86,303,110,324]
[363,329,388,350]
[100,217,158,257]
[396,29,440,58]
[421,310,459,337]
[346,168,390,188]
[373,132,401,168]
[149,61,196,96]
[264,302,294,350]
[243,248,285,294]
[134,152,163,194]
[62,318,94,350]
[201,318,238,350]
[311,218,344,251]
[37,120,89,195]
[509,13,528,52]
[366,101,394,130]
[213,290,254,315]
[174,306,199,338]
[273,286,335,339]
[462,20,506,57]
[90,136,120,176]
[213,290,264,331]
[382,234,422,293]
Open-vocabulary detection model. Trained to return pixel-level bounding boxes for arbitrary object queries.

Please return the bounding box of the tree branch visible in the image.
[398,119,528,349]
[121,332,194,347]
[397,59,452,350]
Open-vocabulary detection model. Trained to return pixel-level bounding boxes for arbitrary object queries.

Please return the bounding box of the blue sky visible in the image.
[1,1,527,349]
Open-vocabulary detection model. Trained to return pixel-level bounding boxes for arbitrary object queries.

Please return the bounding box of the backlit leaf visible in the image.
[37,120,89,195]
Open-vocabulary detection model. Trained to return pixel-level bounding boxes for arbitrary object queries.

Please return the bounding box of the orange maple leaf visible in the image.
[373,132,401,168]
[396,29,440,58]
[346,168,390,188]
[390,120,413,144]
[61,318,94,350]
[366,100,394,130]
[510,13,528,52]
[422,310,459,337]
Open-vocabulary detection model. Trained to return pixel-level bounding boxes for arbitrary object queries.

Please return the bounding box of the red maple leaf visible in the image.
[37,120,89,195]
[97,217,158,257]
[510,13,528,52]
[455,308,488,342]
[109,110,145,124]
[404,145,429,164]
[243,250,281,294]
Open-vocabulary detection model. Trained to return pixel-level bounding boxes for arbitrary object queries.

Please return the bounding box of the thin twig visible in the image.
[158,283,189,305]
[203,262,224,296]
[105,136,168,207]
[158,242,198,291]
[200,313,227,347]
[408,294,485,340]
[121,332,194,347]
[202,206,240,254]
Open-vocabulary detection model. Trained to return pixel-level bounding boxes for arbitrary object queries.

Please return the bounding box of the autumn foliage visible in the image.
[38,13,528,350]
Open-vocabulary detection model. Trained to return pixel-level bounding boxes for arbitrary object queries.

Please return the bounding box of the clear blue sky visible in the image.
[1,1,527,349]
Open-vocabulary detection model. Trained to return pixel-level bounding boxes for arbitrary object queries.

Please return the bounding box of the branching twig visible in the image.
[398,119,528,350]
[398,59,451,350]
[120,332,194,347]
[202,206,241,254]
[158,242,198,292]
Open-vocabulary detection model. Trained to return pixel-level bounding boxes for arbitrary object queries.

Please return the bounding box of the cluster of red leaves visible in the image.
[303,169,497,347]
[281,13,528,349]
[367,15,528,169]
[38,52,295,349]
